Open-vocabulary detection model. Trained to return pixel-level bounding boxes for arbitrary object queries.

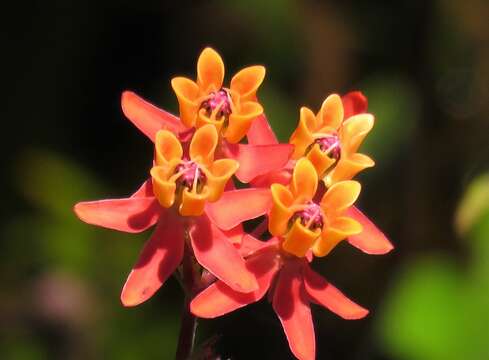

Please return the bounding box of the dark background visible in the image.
[2,1,489,359]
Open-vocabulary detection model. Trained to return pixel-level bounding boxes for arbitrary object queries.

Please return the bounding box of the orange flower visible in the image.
[151,124,239,217]
[74,125,256,307]
[171,47,265,143]
[290,94,375,187]
[269,158,362,257]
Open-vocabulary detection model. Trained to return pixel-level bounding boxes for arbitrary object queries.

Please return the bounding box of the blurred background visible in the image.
[2,0,489,359]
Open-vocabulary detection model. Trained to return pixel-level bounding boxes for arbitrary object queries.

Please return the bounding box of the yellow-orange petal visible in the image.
[320,180,361,218]
[151,166,177,208]
[154,130,183,166]
[282,219,321,257]
[289,107,316,159]
[340,114,374,154]
[197,47,224,92]
[269,183,294,237]
[305,143,337,178]
[206,159,240,202]
[225,101,263,143]
[326,153,375,186]
[317,94,344,130]
[230,65,266,102]
[190,124,219,166]
[196,108,224,133]
[313,217,362,257]
[290,158,318,201]
[179,186,211,216]
[171,77,200,128]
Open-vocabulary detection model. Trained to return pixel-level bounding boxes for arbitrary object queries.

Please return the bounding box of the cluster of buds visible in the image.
[74,48,393,360]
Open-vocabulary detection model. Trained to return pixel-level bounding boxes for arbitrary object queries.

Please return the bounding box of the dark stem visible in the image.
[175,298,197,360]
[175,244,199,360]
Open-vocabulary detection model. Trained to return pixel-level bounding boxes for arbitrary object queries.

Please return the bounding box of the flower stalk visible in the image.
[175,243,199,360]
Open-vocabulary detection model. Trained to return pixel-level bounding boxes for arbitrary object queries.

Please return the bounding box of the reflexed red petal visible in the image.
[190,247,280,318]
[189,215,258,293]
[74,197,160,233]
[225,143,293,183]
[247,114,278,145]
[251,168,292,188]
[345,206,394,254]
[239,235,278,257]
[121,91,186,142]
[341,91,368,119]
[303,264,369,320]
[120,211,184,306]
[205,188,272,230]
[222,225,245,245]
[273,260,315,360]
[131,178,154,198]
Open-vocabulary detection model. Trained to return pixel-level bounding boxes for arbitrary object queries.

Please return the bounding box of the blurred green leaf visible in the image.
[1,337,47,360]
[455,172,489,236]
[378,257,467,360]
[15,150,105,219]
[378,172,489,360]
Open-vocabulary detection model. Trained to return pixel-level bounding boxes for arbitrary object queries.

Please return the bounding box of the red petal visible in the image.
[345,206,394,254]
[131,178,154,198]
[303,264,369,320]
[189,215,258,293]
[205,188,272,230]
[120,211,184,306]
[247,114,278,145]
[222,225,245,245]
[250,168,292,188]
[121,91,186,142]
[190,247,280,318]
[341,91,368,119]
[225,143,293,183]
[273,260,315,360]
[74,197,160,233]
[239,235,278,257]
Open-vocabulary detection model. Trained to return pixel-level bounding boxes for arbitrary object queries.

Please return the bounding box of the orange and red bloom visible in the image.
[172,47,265,144]
[75,126,258,306]
[74,47,393,360]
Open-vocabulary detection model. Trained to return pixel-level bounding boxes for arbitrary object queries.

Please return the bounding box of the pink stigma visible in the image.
[314,134,341,161]
[290,202,324,231]
[175,161,206,191]
[200,89,232,119]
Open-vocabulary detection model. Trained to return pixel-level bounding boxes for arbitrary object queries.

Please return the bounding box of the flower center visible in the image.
[314,134,341,160]
[290,202,324,231]
[200,89,232,120]
[175,161,206,193]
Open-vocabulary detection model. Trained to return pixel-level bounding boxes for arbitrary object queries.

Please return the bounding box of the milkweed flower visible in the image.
[191,159,368,360]
[74,125,259,307]
[171,47,265,144]
[151,124,238,216]
[290,93,375,187]
[269,158,362,257]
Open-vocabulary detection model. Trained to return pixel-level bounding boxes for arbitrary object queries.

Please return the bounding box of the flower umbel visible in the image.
[73,46,394,360]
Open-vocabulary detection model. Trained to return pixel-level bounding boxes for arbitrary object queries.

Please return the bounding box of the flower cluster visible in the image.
[74,48,393,360]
